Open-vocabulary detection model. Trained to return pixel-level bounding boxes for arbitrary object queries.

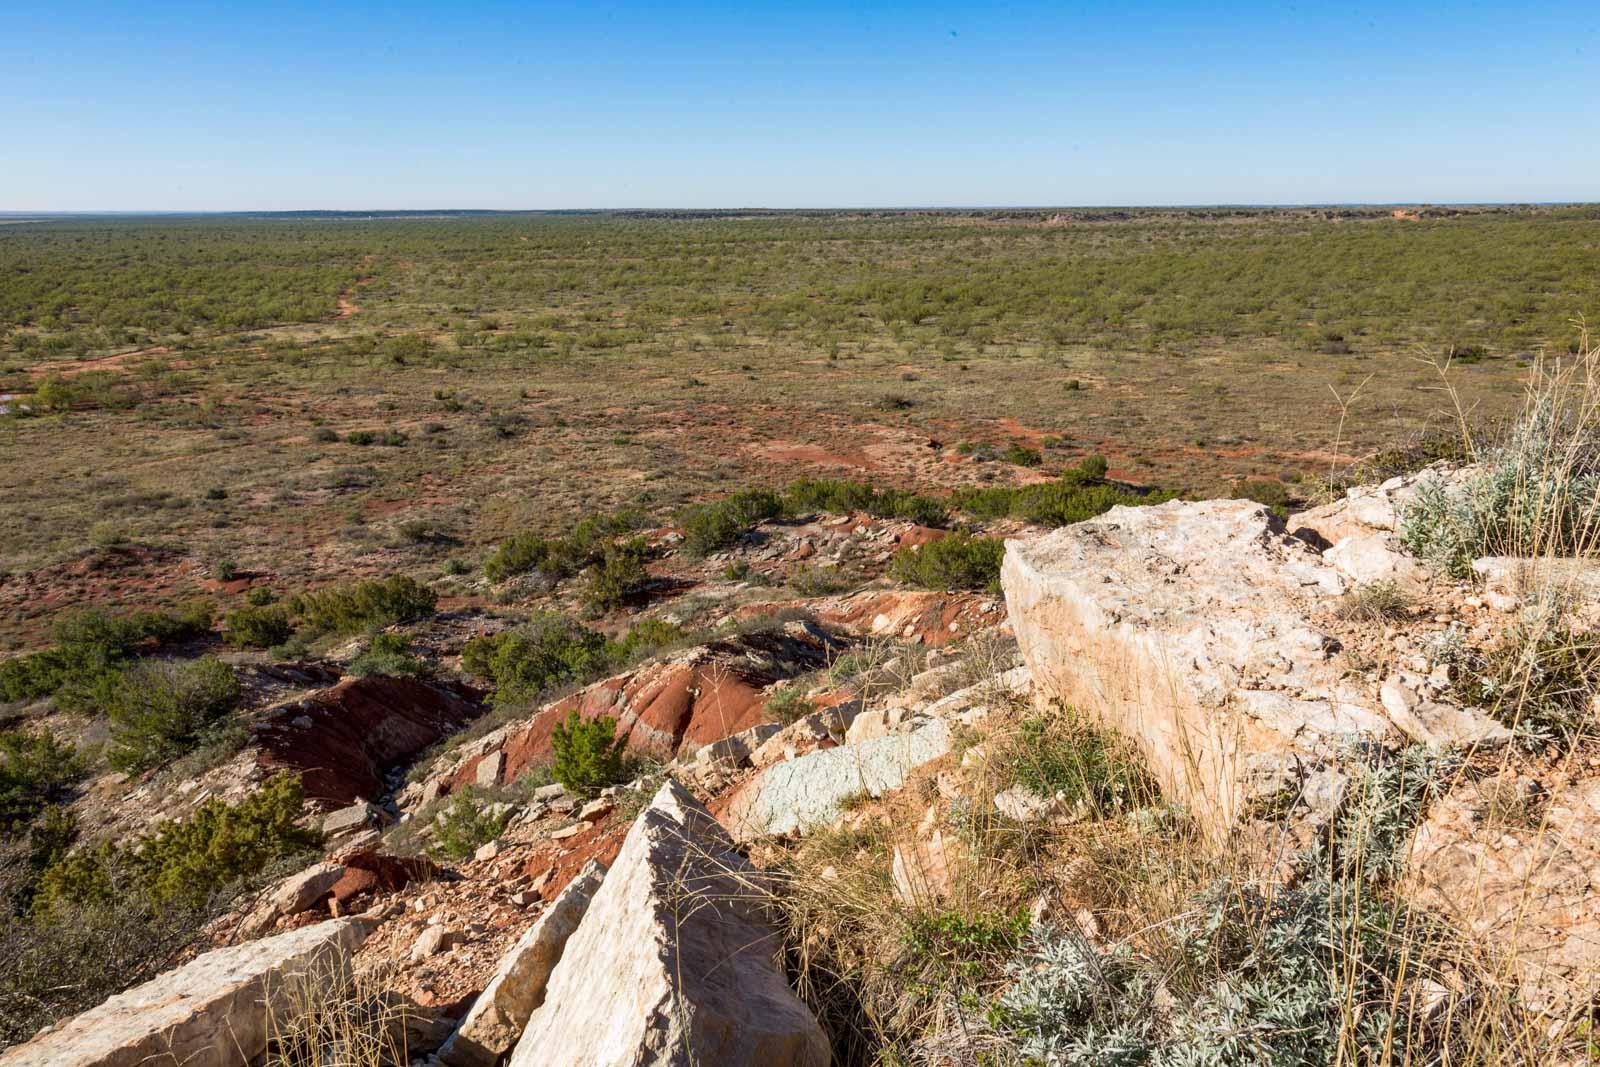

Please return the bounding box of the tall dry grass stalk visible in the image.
[263,957,417,1067]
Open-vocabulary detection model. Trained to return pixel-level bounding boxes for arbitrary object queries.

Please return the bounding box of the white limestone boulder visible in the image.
[508,780,826,1067]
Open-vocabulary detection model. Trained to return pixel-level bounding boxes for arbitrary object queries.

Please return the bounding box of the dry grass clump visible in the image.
[263,957,418,1067]
[1335,579,1413,621]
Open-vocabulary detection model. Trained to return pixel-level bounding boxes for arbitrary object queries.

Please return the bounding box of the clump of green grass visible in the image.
[1453,618,1600,748]
[999,713,1157,815]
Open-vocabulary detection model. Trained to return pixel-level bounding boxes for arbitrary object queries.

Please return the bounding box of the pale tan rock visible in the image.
[1323,533,1427,589]
[0,918,371,1067]
[239,861,347,938]
[474,750,506,789]
[844,707,891,745]
[1408,775,1600,1014]
[438,860,607,1067]
[411,924,464,961]
[1378,675,1510,749]
[1003,499,1396,839]
[508,781,827,1067]
[891,827,967,905]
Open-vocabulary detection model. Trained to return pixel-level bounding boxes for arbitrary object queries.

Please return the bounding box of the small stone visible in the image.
[411,925,464,962]
[578,799,612,822]
[551,823,582,841]
[474,839,502,863]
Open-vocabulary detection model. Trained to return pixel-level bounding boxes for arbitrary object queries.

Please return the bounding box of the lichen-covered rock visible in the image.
[508,781,827,1067]
[438,860,607,1067]
[0,918,372,1067]
[1002,499,1395,838]
[724,718,953,841]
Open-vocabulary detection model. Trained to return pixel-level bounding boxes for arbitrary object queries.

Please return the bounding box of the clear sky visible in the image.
[2,1,1595,210]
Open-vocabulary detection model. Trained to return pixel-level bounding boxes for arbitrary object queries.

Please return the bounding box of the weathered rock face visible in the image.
[253,676,484,807]
[1288,468,1468,588]
[1408,774,1600,1015]
[412,624,839,808]
[723,718,953,841]
[0,918,372,1067]
[1003,499,1394,838]
[438,860,607,1067]
[508,781,827,1067]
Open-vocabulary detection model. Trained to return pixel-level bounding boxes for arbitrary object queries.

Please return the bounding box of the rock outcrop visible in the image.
[438,860,607,1067]
[508,780,827,1067]
[406,624,839,808]
[0,918,372,1067]
[1003,499,1392,837]
[723,718,953,840]
[1408,773,1600,1014]
[253,675,484,807]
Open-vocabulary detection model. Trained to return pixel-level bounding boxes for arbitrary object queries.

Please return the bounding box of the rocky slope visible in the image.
[9,467,1600,1065]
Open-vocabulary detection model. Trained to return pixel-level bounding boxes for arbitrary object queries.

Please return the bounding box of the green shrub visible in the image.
[679,489,783,556]
[430,790,509,860]
[0,650,69,704]
[0,730,83,835]
[461,614,615,707]
[223,604,293,648]
[550,711,629,797]
[1002,443,1043,468]
[763,684,815,724]
[952,469,1174,528]
[103,656,242,773]
[34,773,316,913]
[2,604,214,706]
[482,511,643,584]
[1401,395,1600,577]
[783,478,949,526]
[581,539,650,613]
[347,632,430,678]
[291,575,437,635]
[610,619,690,662]
[789,565,854,597]
[890,534,1005,592]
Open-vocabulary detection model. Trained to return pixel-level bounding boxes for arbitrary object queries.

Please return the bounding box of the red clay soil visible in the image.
[253,676,485,807]
[440,627,839,799]
[520,819,629,896]
[328,847,443,910]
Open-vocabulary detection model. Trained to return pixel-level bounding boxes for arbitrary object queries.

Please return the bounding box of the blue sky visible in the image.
[2,1,1595,210]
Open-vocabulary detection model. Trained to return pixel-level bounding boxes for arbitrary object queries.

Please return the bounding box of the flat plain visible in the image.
[3,205,1595,649]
